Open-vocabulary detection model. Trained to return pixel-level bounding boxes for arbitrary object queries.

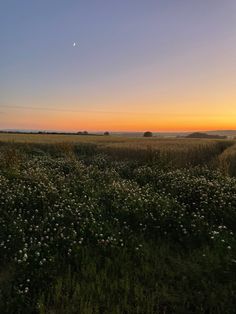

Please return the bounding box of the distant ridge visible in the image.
[204,130,236,136]
[186,132,227,139]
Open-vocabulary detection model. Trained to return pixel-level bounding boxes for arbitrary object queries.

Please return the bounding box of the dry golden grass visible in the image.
[0,133,225,150]
[1,133,234,170]
[218,143,236,176]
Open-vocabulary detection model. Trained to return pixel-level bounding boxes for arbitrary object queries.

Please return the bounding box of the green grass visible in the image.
[38,244,235,314]
[0,141,235,313]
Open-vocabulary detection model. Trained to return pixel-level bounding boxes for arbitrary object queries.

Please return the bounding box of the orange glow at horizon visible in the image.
[2,106,235,132]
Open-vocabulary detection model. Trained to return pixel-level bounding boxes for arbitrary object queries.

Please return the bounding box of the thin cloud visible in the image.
[0,105,234,118]
[0,104,158,116]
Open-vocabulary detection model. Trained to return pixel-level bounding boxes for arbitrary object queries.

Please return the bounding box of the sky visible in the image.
[0,0,236,132]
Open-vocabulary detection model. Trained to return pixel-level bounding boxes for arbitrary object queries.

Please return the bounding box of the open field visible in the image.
[0,133,235,173]
[0,132,233,147]
[0,139,236,313]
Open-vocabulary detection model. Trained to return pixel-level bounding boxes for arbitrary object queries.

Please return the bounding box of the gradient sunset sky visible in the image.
[1,0,236,132]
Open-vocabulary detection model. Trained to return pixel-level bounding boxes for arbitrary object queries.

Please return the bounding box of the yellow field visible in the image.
[0,133,229,151]
[218,142,236,176]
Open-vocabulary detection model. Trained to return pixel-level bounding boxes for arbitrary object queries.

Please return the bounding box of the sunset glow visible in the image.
[1,1,236,132]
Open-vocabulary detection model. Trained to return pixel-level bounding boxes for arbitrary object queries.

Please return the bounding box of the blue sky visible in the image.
[0,0,235,131]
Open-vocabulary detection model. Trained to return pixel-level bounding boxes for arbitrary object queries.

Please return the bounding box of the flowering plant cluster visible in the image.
[0,149,235,309]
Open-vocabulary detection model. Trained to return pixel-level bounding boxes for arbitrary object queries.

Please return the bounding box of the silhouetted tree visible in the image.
[77,131,88,135]
[143,131,153,137]
[104,131,110,136]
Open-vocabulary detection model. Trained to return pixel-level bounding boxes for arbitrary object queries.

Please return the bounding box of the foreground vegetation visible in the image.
[0,139,236,313]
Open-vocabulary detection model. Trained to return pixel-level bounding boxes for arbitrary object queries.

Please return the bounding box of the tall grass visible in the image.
[0,138,234,171]
[38,244,235,314]
[218,143,236,176]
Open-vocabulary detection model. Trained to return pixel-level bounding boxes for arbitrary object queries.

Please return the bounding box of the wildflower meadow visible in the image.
[0,140,235,313]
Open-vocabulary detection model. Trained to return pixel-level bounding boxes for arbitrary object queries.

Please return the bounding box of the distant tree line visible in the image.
[0,130,111,136]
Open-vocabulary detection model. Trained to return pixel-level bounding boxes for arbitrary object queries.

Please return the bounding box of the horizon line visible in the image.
[1,128,236,134]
